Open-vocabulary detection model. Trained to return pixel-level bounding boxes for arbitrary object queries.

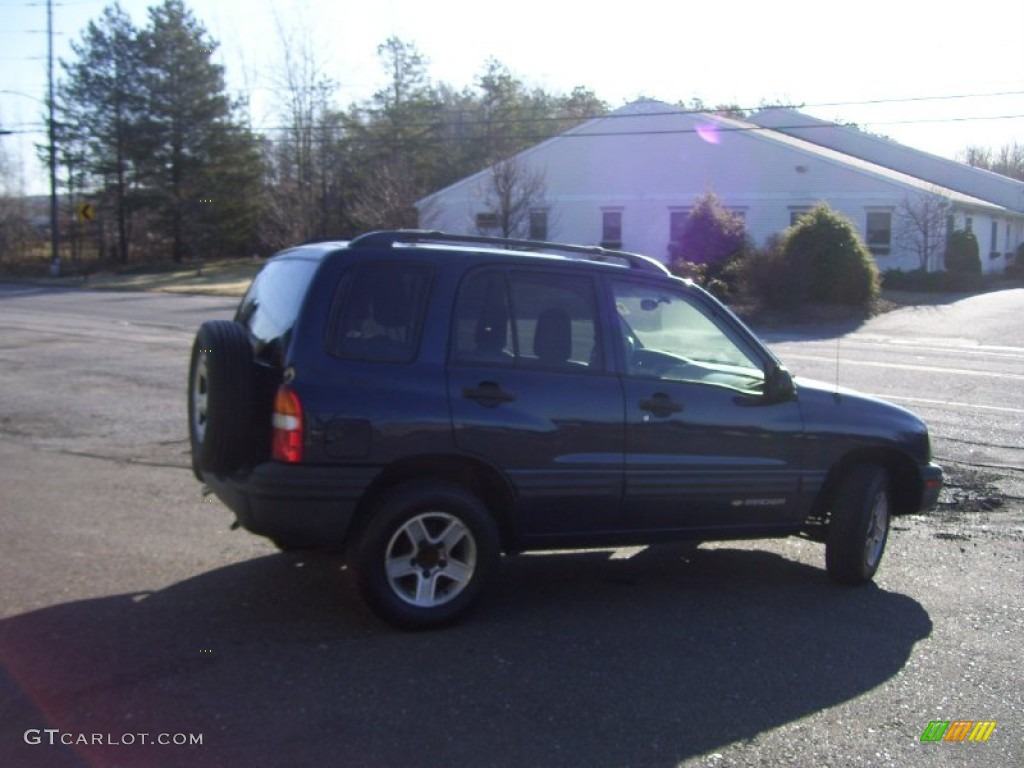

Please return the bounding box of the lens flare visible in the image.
[695,123,721,144]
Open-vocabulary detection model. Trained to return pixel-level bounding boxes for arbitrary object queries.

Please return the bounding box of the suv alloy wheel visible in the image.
[353,482,501,629]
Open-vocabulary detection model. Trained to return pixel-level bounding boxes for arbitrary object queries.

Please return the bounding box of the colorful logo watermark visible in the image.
[920,720,996,742]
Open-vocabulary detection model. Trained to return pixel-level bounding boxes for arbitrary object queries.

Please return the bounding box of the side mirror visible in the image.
[764,364,796,403]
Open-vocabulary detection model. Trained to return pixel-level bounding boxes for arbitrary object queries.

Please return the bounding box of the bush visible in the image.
[668,192,748,268]
[751,204,879,308]
[945,229,981,274]
[1010,242,1024,278]
[881,268,983,293]
[671,247,753,301]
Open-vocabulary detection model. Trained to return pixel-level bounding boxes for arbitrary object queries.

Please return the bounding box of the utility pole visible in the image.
[47,0,60,278]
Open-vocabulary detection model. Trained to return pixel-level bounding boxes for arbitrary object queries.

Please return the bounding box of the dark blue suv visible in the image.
[188,230,943,629]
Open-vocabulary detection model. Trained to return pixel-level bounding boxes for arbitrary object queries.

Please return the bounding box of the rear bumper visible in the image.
[920,462,943,512]
[202,462,379,547]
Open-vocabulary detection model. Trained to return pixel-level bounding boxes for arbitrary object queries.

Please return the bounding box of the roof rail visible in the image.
[347,229,671,275]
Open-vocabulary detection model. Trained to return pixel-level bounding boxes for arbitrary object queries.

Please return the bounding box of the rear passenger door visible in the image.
[447,267,625,539]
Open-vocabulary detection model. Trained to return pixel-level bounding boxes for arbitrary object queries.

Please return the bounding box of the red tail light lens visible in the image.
[271,385,303,463]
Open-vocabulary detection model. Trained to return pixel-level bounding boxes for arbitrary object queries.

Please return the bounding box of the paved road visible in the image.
[0,284,1021,768]
[761,288,1024,502]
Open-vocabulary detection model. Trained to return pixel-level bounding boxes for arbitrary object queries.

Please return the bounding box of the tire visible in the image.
[187,320,255,474]
[825,464,891,585]
[352,482,500,630]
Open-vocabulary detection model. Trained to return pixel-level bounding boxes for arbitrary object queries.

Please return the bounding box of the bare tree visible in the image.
[960,142,1024,181]
[477,155,547,239]
[894,189,951,271]
[350,156,422,231]
[262,14,338,246]
[0,141,35,266]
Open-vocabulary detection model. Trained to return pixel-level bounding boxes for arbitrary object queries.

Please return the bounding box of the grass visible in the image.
[1,257,262,297]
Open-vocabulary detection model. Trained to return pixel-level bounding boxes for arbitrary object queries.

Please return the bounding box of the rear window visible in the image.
[327,262,433,363]
[236,256,322,359]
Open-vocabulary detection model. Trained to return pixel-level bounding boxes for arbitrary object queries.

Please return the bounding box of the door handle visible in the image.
[463,381,516,407]
[639,392,683,417]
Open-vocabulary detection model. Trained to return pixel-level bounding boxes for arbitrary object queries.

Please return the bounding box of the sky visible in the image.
[2,0,1023,195]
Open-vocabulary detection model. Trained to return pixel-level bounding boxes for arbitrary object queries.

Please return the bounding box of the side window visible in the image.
[450,270,514,364]
[328,262,432,363]
[451,269,602,372]
[612,280,764,392]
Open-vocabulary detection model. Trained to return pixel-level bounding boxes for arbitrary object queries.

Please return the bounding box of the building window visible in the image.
[529,209,548,241]
[990,220,999,259]
[789,207,812,226]
[669,210,688,243]
[866,211,892,256]
[601,210,622,249]
[476,212,498,232]
[965,216,973,232]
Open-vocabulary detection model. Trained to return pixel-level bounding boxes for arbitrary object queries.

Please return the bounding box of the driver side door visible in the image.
[611,277,805,534]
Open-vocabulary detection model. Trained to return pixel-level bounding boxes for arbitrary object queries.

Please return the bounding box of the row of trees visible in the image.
[41,0,606,266]
[3,0,1019,269]
[960,143,1024,182]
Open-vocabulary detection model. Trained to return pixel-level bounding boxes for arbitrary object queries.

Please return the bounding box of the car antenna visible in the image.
[834,336,842,403]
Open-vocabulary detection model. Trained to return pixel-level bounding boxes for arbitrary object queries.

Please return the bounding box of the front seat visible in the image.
[533,308,573,367]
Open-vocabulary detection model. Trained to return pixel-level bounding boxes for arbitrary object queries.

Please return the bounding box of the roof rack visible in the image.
[347,229,670,275]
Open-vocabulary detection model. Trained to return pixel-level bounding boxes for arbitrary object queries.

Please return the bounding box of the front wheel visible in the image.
[825,464,891,585]
[352,483,500,630]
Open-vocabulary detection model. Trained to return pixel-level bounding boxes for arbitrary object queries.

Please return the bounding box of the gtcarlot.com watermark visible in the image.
[25,729,202,747]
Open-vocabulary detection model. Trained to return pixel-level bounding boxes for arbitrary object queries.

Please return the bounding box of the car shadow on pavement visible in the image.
[0,545,931,768]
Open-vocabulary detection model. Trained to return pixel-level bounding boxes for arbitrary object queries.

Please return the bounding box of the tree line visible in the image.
[7,0,1022,268]
[41,0,606,266]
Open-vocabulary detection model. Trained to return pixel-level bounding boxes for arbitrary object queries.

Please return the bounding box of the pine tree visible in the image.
[57,2,145,263]
[138,0,258,261]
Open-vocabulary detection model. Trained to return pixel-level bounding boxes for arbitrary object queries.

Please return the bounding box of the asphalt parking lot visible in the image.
[0,284,1021,767]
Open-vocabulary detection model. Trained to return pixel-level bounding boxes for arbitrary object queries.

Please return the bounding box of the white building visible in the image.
[417,100,1023,275]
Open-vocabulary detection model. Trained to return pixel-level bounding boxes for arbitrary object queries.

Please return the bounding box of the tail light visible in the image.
[271,385,303,463]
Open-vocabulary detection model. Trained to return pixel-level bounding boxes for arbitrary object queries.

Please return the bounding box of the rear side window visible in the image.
[236,256,322,360]
[328,262,433,363]
[451,268,602,372]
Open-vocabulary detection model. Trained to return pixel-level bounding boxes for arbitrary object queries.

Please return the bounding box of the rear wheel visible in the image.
[353,482,500,630]
[188,320,255,474]
[825,464,891,585]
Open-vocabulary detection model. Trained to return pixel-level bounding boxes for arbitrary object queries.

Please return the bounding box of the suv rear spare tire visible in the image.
[353,482,500,630]
[825,464,891,585]
[188,320,255,474]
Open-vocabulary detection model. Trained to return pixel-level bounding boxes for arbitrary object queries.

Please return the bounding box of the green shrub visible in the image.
[668,192,748,268]
[732,234,790,306]
[881,268,983,293]
[762,204,879,308]
[945,229,981,274]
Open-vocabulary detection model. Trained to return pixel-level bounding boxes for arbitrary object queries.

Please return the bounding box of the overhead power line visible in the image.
[5,111,1023,142]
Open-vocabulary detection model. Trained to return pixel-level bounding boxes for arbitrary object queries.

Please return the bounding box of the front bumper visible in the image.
[202,462,380,547]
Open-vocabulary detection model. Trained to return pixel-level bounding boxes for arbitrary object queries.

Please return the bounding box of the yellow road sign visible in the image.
[75,202,96,222]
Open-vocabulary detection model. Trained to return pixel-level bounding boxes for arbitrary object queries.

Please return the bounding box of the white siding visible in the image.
[420,101,1019,273]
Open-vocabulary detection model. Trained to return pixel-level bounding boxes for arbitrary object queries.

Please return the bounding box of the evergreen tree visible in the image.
[138,0,259,261]
[347,37,441,230]
[56,3,145,262]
